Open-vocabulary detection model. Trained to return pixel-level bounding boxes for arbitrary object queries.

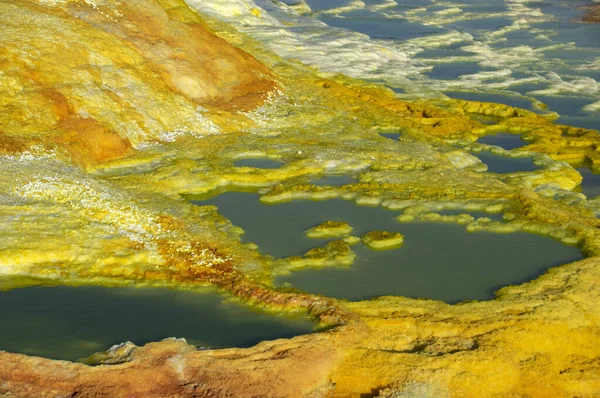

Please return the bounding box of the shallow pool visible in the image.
[234,158,283,169]
[193,193,582,303]
[0,286,314,361]
[478,133,527,150]
[380,132,402,141]
[474,151,539,173]
[577,167,600,198]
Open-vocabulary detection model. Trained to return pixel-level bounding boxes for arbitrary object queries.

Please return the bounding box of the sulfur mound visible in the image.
[305,220,353,239]
[361,230,405,250]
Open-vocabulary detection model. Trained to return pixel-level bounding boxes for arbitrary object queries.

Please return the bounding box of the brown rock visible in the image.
[582,5,600,23]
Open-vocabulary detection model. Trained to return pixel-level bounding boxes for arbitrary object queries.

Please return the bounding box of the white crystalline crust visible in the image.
[186,0,600,114]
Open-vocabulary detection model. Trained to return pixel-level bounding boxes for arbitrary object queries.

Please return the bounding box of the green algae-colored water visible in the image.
[474,151,539,173]
[193,192,582,303]
[0,286,314,361]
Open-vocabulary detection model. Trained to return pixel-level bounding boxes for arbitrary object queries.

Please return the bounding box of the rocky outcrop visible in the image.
[0,0,278,168]
[582,5,600,23]
[1,257,600,397]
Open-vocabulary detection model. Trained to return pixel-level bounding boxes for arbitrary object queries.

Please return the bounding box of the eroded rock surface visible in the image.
[306,221,354,239]
[0,0,278,167]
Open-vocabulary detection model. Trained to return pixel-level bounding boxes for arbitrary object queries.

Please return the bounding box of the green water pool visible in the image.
[0,285,314,361]
[193,193,582,303]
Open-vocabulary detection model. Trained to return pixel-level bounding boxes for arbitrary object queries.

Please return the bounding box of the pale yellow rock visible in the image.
[361,230,405,250]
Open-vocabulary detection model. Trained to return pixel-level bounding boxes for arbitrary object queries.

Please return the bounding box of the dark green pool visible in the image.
[193,193,582,303]
[0,286,314,361]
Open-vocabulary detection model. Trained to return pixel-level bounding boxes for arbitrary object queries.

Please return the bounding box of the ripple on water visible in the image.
[192,194,582,303]
[0,286,313,361]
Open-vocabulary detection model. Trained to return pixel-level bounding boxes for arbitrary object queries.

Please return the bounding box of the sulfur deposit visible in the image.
[306,221,354,239]
[361,231,405,250]
[1,0,600,397]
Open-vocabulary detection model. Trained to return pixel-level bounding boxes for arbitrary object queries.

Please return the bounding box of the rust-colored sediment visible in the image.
[0,0,279,169]
[0,335,348,398]
[582,4,600,23]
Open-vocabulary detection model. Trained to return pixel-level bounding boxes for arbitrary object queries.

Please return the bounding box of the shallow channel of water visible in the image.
[192,193,582,303]
[0,286,314,361]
